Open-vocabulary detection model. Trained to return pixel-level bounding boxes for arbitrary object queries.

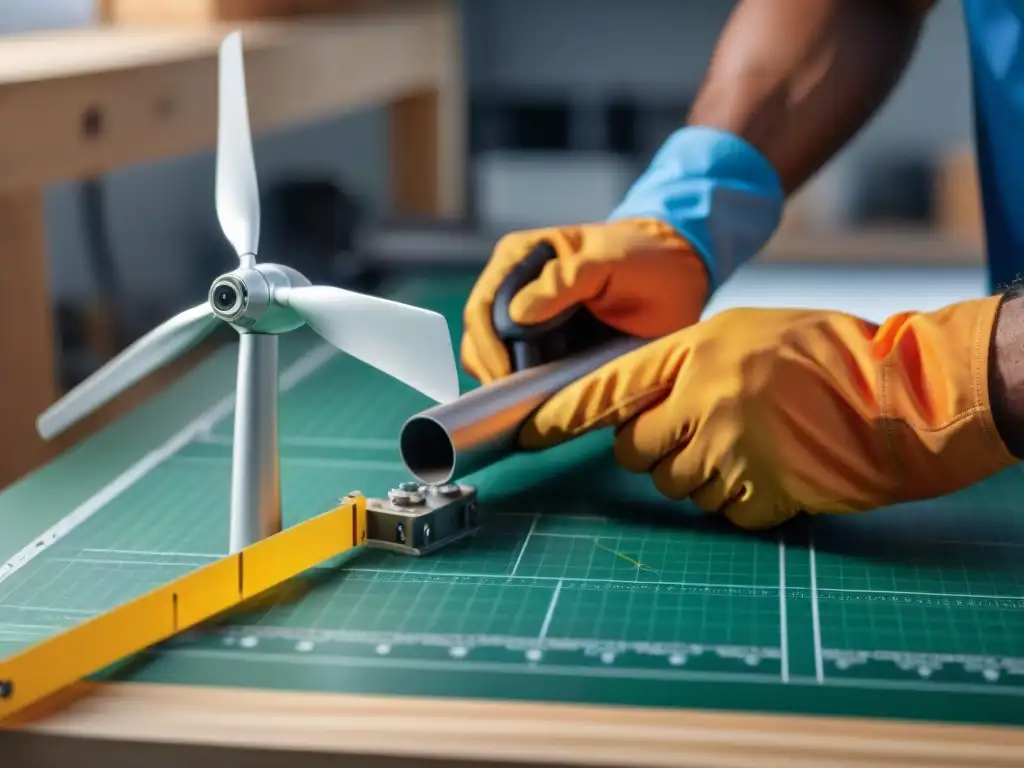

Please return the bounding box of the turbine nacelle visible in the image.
[208,263,310,335]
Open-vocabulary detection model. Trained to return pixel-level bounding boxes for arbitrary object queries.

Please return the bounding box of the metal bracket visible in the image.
[348,482,480,557]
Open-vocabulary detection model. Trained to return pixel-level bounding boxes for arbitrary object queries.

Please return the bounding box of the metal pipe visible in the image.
[399,337,647,485]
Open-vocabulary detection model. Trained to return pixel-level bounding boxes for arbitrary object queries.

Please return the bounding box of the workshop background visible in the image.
[0,0,982,481]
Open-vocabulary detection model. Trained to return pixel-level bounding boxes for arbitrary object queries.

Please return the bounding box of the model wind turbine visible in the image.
[35,31,461,554]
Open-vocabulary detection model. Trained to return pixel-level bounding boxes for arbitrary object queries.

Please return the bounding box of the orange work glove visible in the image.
[460,218,709,383]
[520,295,1018,529]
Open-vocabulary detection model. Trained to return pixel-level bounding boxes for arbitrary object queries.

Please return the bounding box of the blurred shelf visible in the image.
[0,7,461,199]
[762,226,984,266]
[361,222,986,269]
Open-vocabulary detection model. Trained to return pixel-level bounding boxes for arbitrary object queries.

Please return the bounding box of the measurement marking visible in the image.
[50,558,206,569]
[537,580,563,642]
[510,514,539,577]
[166,624,1024,673]
[809,528,824,683]
[0,605,95,615]
[343,568,768,591]
[212,626,780,655]
[0,344,337,587]
[163,648,783,684]
[819,587,1024,602]
[81,549,223,559]
[779,537,789,683]
[159,649,1024,696]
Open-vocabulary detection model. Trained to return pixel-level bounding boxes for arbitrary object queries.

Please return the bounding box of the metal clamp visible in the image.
[345,482,480,557]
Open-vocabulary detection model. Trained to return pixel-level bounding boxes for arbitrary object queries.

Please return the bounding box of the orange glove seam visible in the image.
[878,364,904,484]
[578,383,672,435]
[878,295,1015,473]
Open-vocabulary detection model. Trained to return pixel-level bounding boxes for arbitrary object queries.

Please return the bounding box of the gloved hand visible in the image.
[520,296,1017,529]
[460,218,709,383]
[461,127,785,383]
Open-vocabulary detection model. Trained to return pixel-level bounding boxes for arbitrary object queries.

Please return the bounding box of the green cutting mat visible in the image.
[1,269,1023,728]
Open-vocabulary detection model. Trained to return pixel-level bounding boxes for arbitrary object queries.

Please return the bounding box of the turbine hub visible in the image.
[209,262,311,334]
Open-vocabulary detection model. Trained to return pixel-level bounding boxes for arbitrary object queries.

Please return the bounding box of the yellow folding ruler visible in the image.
[0,483,479,723]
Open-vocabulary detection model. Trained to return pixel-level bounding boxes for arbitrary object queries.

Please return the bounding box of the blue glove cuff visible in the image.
[607,126,784,288]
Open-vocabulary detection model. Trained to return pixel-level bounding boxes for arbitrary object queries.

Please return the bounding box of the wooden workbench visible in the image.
[6,683,1024,767]
[0,2,464,490]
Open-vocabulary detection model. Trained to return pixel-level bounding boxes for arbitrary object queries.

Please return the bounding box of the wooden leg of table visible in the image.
[0,189,58,489]
[388,4,465,217]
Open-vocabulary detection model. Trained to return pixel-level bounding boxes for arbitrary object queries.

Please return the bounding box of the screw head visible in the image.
[435,483,461,498]
[388,488,423,507]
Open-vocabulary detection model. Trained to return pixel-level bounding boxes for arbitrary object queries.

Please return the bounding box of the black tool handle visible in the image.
[491,241,625,372]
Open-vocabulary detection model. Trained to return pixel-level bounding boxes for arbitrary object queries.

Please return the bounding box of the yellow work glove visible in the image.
[520,296,1018,529]
[460,218,709,383]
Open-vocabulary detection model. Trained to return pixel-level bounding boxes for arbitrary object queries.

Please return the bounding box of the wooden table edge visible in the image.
[3,680,1022,767]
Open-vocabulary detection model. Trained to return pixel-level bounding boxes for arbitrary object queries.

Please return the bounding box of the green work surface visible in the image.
[1,269,1023,729]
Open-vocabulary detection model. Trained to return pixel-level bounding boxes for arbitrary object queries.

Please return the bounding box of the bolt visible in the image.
[398,481,420,493]
[388,488,423,507]
[396,523,406,543]
[435,484,461,498]
[423,523,432,542]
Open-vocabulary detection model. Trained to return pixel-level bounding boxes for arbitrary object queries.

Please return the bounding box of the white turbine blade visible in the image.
[37,304,220,440]
[282,285,460,404]
[216,31,260,260]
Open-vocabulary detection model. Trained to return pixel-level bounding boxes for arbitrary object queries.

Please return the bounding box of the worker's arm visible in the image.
[689,0,937,194]
[461,0,939,384]
[608,0,939,286]
[990,288,1024,458]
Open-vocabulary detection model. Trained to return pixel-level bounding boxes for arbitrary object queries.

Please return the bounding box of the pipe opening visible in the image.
[400,416,456,486]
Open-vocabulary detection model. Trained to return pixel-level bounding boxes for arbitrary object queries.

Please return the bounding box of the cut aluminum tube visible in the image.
[399,336,647,486]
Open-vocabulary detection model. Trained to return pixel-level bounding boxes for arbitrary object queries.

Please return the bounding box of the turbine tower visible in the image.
[35,31,460,553]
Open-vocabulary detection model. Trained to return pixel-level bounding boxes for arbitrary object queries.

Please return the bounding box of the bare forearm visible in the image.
[991,290,1024,459]
[688,0,935,194]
